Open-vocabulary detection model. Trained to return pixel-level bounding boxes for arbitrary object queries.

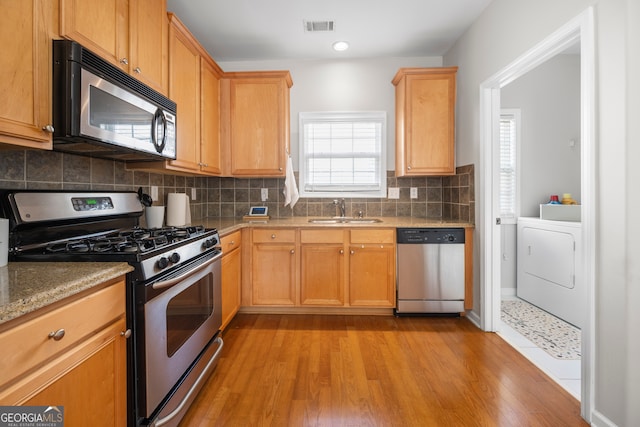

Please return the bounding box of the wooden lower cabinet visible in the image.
[221,231,241,329]
[250,229,296,306]
[348,244,396,307]
[246,227,396,310]
[0,278,128,427]
[348,229,396,307]
[300,229,346,306]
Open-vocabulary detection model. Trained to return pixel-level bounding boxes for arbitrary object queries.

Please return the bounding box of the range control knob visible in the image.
[203,237,218,249]
[157,257,169,270]
[169,252,181,264]
[448,235,456,242]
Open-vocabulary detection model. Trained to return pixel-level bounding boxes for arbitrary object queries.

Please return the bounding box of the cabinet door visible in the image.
[200,57,222,175]
[0,0,54,148]
[227,75,291,176]
[221,247,241,329]
[6,319,128,427]
[394,68,457,176]
[251,243,296,305]
[349,245,396,307]
[168,19,201,171]
[129,0,168,94]
[300,244,345,306]
[60,0,128,71]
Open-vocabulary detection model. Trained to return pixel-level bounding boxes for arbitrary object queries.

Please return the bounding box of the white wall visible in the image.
[218,57,442,171]
[445,0,638,425]
[502,54,581,216]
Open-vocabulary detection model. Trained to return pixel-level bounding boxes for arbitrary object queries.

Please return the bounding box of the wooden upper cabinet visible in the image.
[167,15,201,172]
[221,72,293,177]
[393,67,457,176]
[128,0,169,94]
[60,0,129,71]
[200,56,222,175]
[127,13,222,175]
[0,0,56,149]
[60,0,168,95]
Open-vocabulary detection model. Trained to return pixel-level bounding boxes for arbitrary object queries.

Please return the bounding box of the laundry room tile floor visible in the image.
[498,297,582,401]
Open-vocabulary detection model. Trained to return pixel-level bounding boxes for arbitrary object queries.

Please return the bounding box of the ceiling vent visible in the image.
[304,20,335,32]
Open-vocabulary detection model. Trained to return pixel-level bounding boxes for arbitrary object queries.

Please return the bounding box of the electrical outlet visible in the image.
[261,188,269,201]
[191,187,197,201]
[410,187,418,199]
[388,187,400,199]
[150,186,158,201]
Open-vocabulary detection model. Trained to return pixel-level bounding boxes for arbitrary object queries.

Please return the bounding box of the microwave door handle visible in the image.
[152,109,167,153]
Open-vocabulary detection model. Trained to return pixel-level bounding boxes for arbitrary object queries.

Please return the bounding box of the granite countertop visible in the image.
[0,217,472,327]
[0,262,133,326]
[203,216,474,236]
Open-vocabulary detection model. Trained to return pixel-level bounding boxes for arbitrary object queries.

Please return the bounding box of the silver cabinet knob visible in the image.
[407,166,412,170]
[48,329,65,341]
[290,249,295,254]
[120,329,132,339]
[42,124,54,133]
[271,234,276,239]
[134,67,141,74]
[120,58,129,65]
[279,167,283,171]
[350,250,355,255]
[339,249,344,254]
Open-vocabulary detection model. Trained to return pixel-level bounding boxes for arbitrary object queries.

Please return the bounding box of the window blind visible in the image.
[500,112,518,219]
[299,112,386,196]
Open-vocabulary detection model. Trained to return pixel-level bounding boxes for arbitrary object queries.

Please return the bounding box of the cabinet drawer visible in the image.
[252,229,295,243]
[221,230,241,254]
[300,229,345,244]
[0,280,126,388]
[350,229,395,244]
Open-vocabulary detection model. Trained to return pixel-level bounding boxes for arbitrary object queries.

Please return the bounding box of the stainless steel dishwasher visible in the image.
[395,228,465,315]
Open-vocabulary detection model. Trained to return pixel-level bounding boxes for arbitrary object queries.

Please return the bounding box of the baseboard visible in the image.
[590,410,618,427]
[466,310,481,328]
[501,287,517,298]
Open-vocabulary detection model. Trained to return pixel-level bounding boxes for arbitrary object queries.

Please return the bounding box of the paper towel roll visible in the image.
[0,218,8,267]
[166,193,190,226]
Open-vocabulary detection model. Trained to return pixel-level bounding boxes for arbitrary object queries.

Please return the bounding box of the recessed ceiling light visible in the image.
[332,41,349,52]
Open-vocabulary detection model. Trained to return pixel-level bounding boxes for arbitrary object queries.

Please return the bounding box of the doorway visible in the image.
[479,8,595,421]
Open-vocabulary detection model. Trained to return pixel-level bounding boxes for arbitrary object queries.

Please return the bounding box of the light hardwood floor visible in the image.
[179,314,587,426]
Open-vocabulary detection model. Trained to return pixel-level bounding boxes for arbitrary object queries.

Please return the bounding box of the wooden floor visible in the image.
[179,314,587,426]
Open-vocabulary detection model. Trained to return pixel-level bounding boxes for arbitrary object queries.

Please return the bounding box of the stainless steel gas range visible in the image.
[0,190,224,427]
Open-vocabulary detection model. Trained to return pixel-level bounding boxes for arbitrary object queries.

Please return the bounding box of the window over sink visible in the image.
[299,111,387,198]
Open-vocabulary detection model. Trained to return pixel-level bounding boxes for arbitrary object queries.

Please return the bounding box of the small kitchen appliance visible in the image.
[0,190,223,427]
[52,40,177,162]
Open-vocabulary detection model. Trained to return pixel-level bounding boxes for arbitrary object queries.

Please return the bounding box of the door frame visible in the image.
[479,8,595,421]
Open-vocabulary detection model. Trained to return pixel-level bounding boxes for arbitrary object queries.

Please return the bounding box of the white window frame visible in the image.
[499,109,521,224]
[299,111,387,198]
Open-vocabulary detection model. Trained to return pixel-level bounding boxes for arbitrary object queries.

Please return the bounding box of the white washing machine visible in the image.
[517,217,585,328]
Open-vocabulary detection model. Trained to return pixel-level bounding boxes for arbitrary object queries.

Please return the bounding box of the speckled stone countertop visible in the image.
[203,216,474,237]
[0,262,133,326]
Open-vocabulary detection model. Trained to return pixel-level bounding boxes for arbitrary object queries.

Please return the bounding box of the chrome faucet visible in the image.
[333,199,346,217]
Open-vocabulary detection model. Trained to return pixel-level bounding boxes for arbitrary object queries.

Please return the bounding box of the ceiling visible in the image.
[165,0,494,62]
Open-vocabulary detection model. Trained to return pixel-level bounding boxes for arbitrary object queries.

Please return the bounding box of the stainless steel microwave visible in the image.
[52,40,177,162]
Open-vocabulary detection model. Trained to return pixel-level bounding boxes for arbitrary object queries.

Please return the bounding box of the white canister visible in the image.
[145,206,165,229]
[0,218,8,267]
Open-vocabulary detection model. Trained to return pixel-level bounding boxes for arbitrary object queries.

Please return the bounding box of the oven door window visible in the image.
[165,274,213,357]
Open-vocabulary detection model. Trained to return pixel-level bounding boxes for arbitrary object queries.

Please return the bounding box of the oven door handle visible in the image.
[154,336,224,427]
[152,253,221,290]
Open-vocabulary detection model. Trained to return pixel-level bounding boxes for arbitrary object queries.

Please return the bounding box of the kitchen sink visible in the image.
[307,218,383,224]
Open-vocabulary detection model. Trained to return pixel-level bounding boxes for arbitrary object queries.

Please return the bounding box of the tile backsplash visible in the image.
[0,149,474,223]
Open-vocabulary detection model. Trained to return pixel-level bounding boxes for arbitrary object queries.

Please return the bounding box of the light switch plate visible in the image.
[261,188,269,201]
[410,187,418,199]
[191,187,197,201]
[388,187,400,199]
[150,186,158,202]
